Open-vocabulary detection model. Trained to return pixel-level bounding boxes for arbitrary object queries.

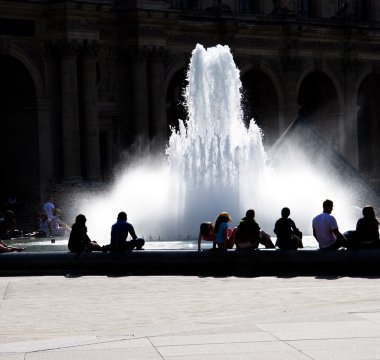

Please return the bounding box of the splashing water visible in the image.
[166,44,270,235]
[78,44,363,244]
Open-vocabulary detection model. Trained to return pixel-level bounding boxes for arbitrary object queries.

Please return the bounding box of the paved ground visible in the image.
[1,275,380,359]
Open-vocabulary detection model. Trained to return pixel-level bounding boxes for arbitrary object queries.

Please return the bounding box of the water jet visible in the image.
[76,44,377,245]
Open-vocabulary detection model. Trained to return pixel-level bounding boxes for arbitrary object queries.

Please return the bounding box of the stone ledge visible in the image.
[1,249,379,276]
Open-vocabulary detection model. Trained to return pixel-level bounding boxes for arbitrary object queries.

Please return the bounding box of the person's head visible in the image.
[117,211,127,221]
[362,205,375,219]
[75,214,86,225]
[218,211,232,223]
[281,207,290,218]
[322,199,333,214]
[200,222,213,236]
[245,209,255,219]
[214,212,232,233]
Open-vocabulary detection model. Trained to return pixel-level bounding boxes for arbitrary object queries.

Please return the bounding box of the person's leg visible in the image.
[294,234,303,248]
[135,238,145,250]
[227,227,237,249]
[259,230,275,248]
[87,241,102,252]
[126,239,145,250]
[320,240,344,250]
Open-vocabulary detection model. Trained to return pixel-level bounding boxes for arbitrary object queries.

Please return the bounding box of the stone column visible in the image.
[150,48,167,142]
[60,40,82,181]
[342,60,359,169]
[132,49,150,143]
[81,41,101,181]
[280,56,302,132]
[36,98,53,199]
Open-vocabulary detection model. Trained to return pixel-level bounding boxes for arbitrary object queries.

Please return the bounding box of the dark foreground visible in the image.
[1,249,380,276]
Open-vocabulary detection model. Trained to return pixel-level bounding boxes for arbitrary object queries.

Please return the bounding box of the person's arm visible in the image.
[333,228,346,241]
[128,223,138,240]
[273,220,279,235]
[290,219,297,232]
[0,243,11,252]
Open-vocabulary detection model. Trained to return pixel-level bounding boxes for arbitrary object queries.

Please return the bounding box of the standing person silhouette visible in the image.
[43,196,55,221]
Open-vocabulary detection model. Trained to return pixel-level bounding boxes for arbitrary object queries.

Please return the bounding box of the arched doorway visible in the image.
[166,67,187,138]
[241,69,280,148]
[357,74,380,174]
[298,71,340,150]
[0,54,39,216]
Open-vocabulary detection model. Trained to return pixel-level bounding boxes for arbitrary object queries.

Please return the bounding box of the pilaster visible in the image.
[58,39,82,181]
[81,40,101,180]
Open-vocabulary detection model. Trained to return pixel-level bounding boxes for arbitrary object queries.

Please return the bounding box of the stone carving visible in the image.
[272,0,291,14]
[55,39,81,57]
[46,17,98,32]
[280,55,305,73]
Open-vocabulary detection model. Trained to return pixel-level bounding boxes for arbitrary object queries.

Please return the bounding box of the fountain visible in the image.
[77,44,375,245]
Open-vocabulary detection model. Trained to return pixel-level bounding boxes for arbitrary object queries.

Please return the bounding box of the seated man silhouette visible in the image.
[109,211,144,252]
[312,199,348,250]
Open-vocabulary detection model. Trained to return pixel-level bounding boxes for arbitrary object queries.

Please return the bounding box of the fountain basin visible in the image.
[0,249,379,276]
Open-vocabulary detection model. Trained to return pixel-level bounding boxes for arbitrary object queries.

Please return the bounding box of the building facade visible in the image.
[1,0,380,214]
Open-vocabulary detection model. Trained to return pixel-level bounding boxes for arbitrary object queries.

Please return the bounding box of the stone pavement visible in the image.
[1,276,380,359]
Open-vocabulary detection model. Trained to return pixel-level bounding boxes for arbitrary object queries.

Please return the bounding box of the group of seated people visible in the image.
[68,211,145,253]
[1,199,379,254]
[198,200,380,251]
[34,209,71,238]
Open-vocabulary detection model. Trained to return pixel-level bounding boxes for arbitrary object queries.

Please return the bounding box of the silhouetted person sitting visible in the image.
[108,211,144,252]
[0,210,21,239]
[274,207,303,250]
[213,212,236,250]
[235,209,275,250]
[0,239,24,253]
[198,222,215,251]
[351,206,380,249]
[312,199,348,250]
[68,214,102,253]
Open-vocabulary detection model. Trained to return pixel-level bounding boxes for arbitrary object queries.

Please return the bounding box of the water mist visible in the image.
[78,44,363,245]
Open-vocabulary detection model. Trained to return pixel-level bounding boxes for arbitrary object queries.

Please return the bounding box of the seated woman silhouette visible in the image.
[274,207,303,250]
[68,214,102,253]
[352,206,380,249]
[213,212,236,250]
